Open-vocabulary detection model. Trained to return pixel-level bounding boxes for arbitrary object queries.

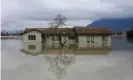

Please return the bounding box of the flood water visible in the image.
[1,37,133,80]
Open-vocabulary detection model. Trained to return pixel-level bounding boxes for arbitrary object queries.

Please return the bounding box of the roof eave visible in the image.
[77,34,113,35]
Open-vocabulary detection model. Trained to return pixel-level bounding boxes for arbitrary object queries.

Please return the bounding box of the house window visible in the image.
[87,36,94,43]
[87,36,90,43]
[28,45,36,50]
[28,35,36,40]
[102,36,107,41]
[91,36,94,43]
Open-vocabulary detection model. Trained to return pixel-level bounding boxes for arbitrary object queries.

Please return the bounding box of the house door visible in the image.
[87,36,94,48]
[41,34,46,42]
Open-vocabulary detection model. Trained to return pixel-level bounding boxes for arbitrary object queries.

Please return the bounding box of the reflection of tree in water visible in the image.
[45,47,77,79]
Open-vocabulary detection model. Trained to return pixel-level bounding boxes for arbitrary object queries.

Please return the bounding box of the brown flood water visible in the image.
[1,37,133,80]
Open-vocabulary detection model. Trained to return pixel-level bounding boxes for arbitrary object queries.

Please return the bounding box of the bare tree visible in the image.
[53,14,67,28]
[49,14,72,47]
[44,47,77,79]
[48,21,56,28]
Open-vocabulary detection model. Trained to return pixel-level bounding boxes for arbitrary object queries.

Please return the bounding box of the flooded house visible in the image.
[74,27,112,49]
[21,27,112,49]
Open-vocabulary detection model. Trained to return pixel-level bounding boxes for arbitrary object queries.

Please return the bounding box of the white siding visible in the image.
[78,35,112,49]
[107,36,112,48]
[78,36,87,48]
[23,31,42,42]
[94,36,102,48]
[46,36,53,48]
[46,36,60,48]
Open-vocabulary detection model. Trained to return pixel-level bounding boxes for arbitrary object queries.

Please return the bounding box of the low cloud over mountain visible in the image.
[1,0,133,31]
[87,18,133,32]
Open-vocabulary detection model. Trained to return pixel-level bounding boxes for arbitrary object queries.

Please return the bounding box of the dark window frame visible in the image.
[87,36,90,43]
[87,36,94,43]
[91,36,94,43]
[102,36,107,41]
[28,35,36,40]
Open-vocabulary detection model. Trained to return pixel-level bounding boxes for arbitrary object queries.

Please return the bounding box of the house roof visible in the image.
[23,28,48,34]
[47,28,74,35]
[74,27,112,35]
[22,27,112,35]
[23,28,74,35]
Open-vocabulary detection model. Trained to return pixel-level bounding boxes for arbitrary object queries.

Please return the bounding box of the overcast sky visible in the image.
[1,0,133,31]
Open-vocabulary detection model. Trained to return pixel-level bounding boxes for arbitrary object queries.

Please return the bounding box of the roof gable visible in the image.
[21,28,45,35]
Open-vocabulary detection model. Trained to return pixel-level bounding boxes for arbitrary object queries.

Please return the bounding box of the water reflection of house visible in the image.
[21,27,112,49]
[20,42,45,56]
[20,42,112,55]
[20,42,112,79]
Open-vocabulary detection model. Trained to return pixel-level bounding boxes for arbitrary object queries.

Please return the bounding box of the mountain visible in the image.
[87,18,133,32]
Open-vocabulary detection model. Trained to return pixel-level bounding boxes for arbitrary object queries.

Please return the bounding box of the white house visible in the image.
[21,27,112,49]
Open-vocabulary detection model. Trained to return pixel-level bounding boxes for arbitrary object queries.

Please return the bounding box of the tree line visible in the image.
[1,30,23,36]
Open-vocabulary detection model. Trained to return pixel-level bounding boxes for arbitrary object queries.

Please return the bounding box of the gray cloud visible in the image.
[1,0,133,31]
